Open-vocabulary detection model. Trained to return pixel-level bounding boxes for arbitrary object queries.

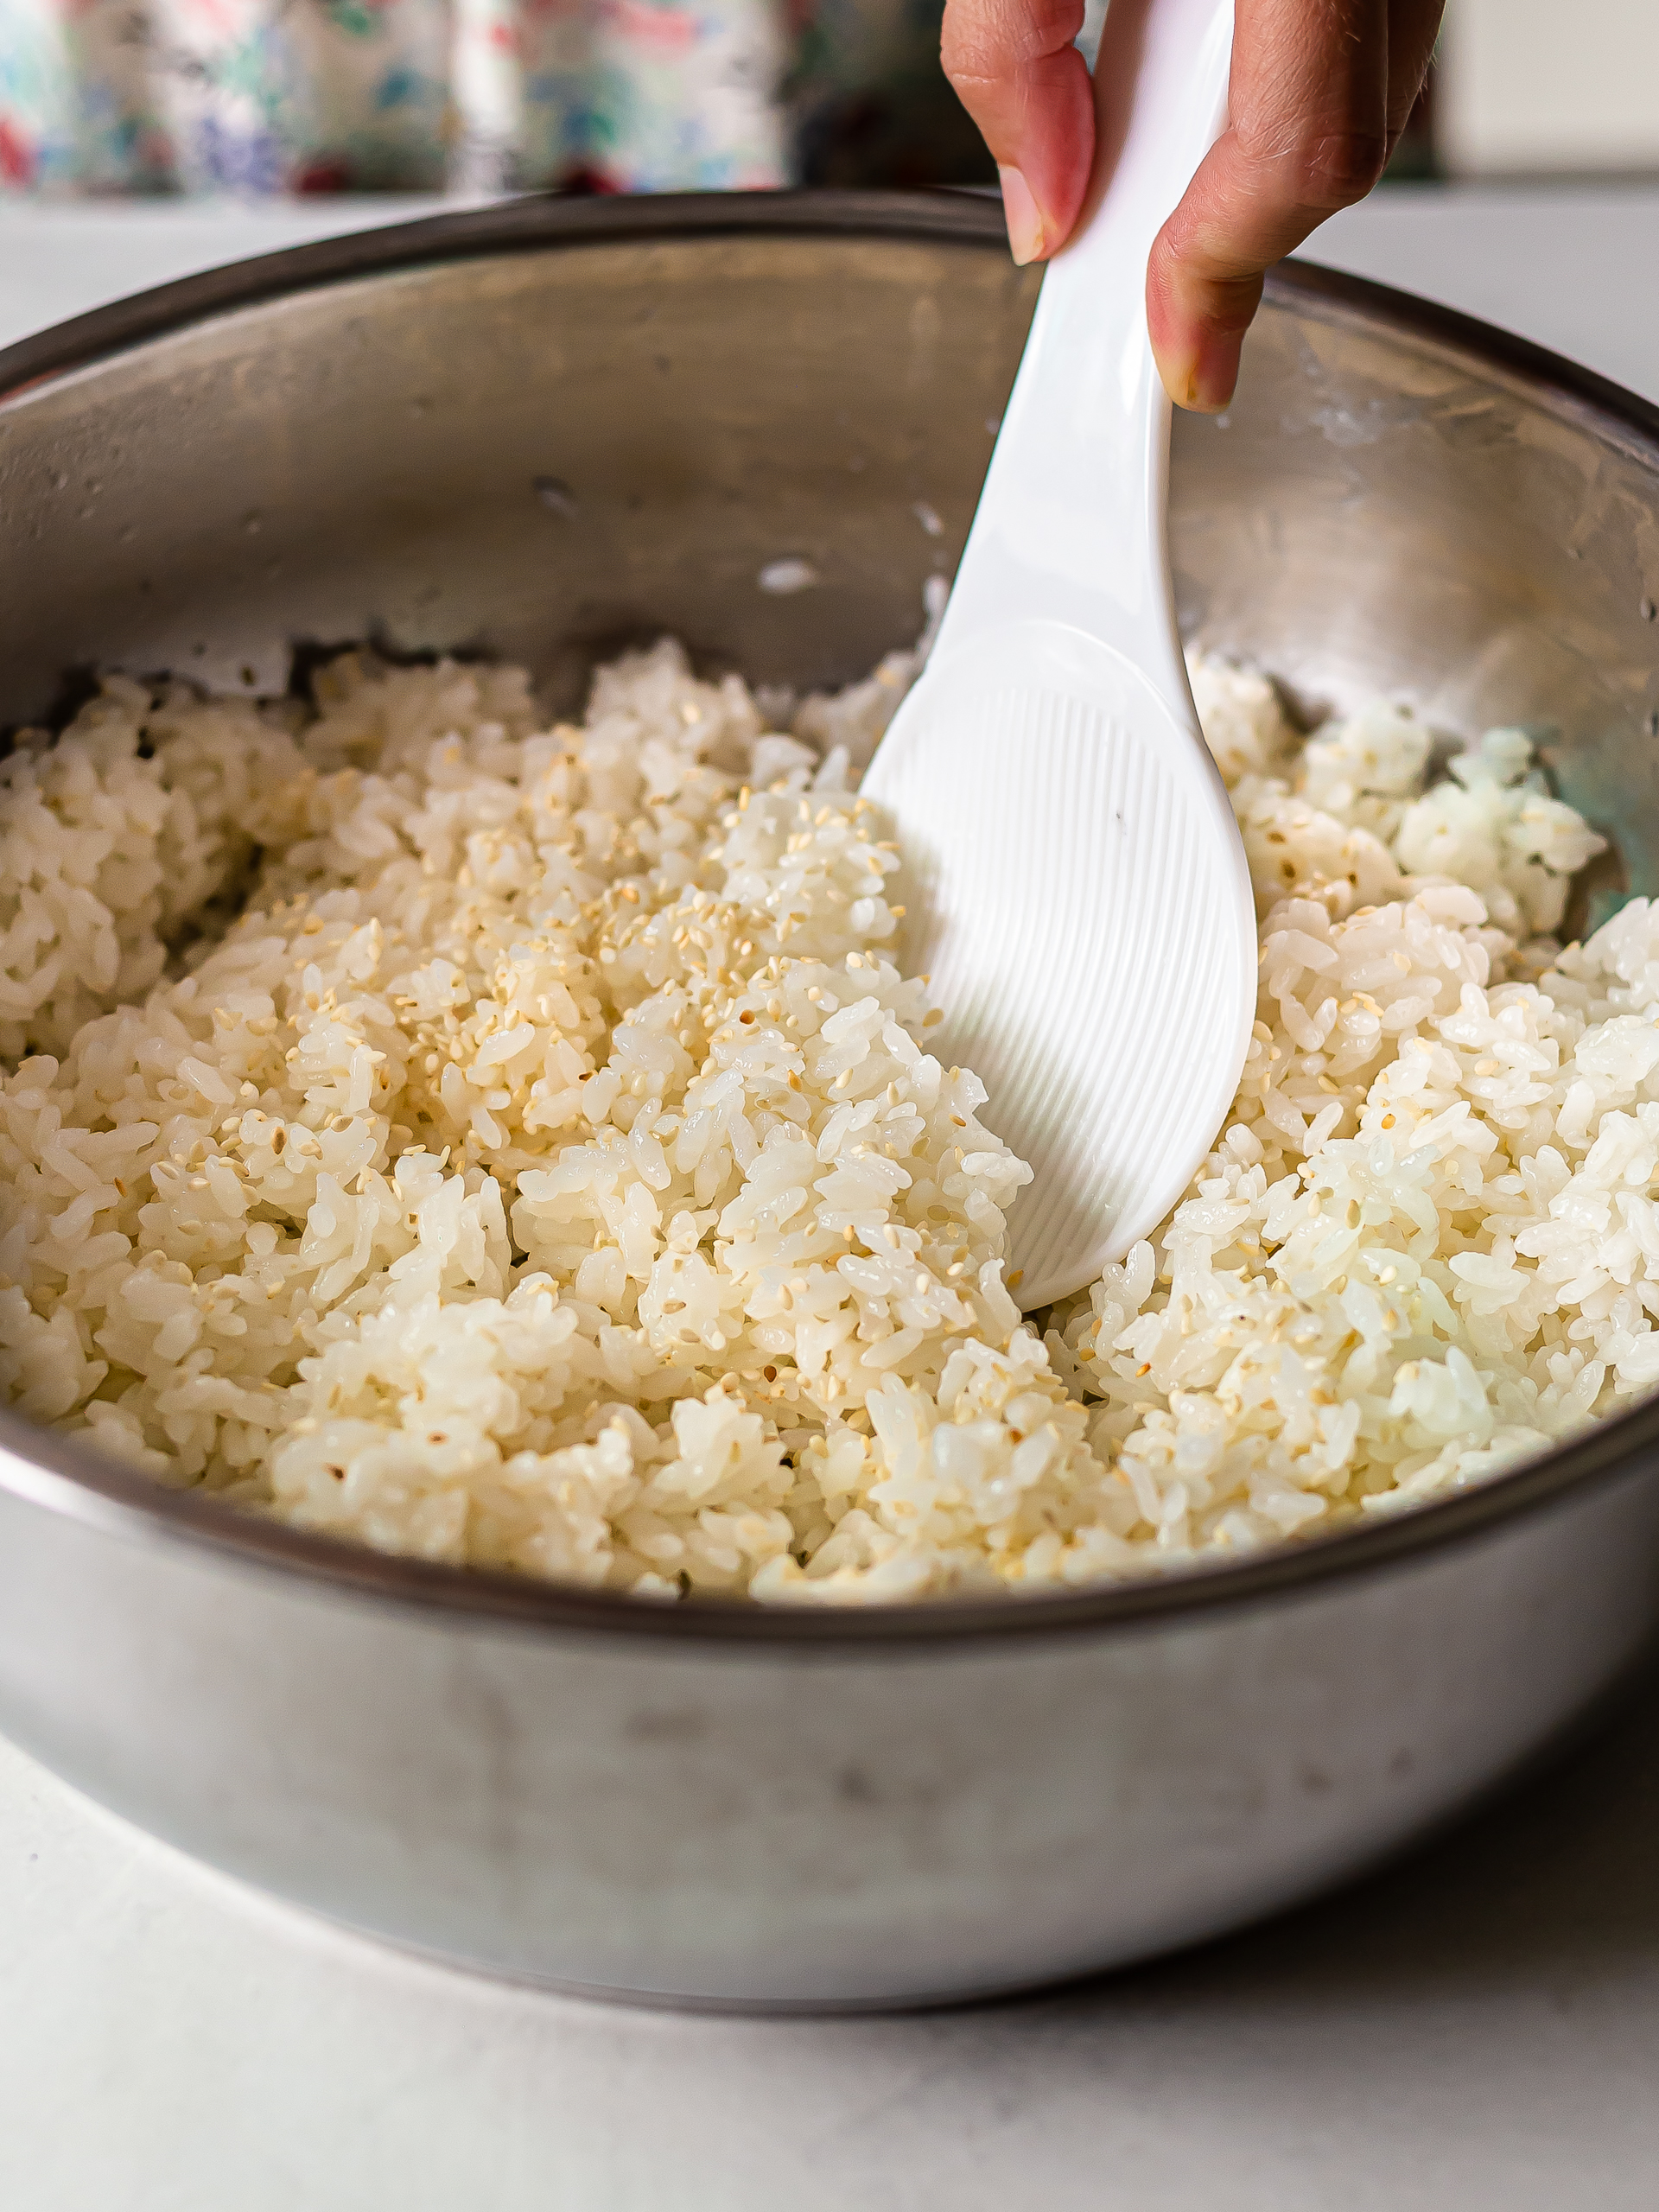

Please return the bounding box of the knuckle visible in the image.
[1020,0,1088,54]
[939,25,993,92]
[1236,111,1389,211]
[942,0,1084,79]
[940,45,1003,105]
[1153,226,1262,332]
[1293,128,1390,209]
[939,3,995,90]
[1204,274,1266,338]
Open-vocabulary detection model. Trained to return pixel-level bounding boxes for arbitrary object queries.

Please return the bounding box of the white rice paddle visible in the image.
[863,0,1255,1310]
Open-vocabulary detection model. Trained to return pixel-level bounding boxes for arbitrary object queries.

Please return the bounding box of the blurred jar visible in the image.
[145,0,303,195]
[288,0,455,192]
[583,0,788,191]
[0,0,995,197]
[1,0,79,188]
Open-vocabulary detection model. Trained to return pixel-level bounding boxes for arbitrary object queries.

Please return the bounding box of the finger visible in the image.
[1385,0,1443,146]
[1147,0,1400,412]
[942,0,1095,264]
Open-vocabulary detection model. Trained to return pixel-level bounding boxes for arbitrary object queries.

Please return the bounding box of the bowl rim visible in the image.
[3,184,1658,1649]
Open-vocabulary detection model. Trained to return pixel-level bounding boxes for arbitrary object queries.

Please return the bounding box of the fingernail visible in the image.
[1153,335,1236,415]
[1152,341,1205,411]
[997,166,1046,266]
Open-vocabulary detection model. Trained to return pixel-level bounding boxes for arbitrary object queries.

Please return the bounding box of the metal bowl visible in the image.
[2,193,1658,2012]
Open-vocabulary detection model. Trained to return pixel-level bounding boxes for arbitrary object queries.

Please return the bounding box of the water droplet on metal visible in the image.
[533,476,578,518]
[758,558,818,596]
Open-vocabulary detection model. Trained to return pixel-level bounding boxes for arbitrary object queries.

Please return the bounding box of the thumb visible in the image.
[942,0,1096,264]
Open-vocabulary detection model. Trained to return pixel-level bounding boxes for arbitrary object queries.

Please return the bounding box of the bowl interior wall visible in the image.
[2,223,1657,888]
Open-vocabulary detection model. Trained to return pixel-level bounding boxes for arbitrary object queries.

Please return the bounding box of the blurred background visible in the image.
[1,0,1656,202]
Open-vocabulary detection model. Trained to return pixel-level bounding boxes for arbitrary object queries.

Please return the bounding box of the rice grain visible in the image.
[0,632,1638,1603]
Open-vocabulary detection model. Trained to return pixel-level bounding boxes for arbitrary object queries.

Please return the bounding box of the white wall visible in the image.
[1440,0,1659,175]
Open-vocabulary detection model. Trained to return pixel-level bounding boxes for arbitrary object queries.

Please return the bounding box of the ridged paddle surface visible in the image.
[864,620,1255,1308]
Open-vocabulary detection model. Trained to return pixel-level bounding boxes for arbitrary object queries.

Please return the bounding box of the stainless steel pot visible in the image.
[3,193,1659,2012]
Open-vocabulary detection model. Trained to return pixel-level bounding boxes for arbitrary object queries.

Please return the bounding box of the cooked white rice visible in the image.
[0,623,1640,1601]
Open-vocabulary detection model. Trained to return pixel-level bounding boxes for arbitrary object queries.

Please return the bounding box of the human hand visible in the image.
[941,0,1443,410]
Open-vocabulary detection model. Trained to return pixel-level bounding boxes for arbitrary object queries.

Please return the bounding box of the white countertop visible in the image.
[3,185,1659,2211]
